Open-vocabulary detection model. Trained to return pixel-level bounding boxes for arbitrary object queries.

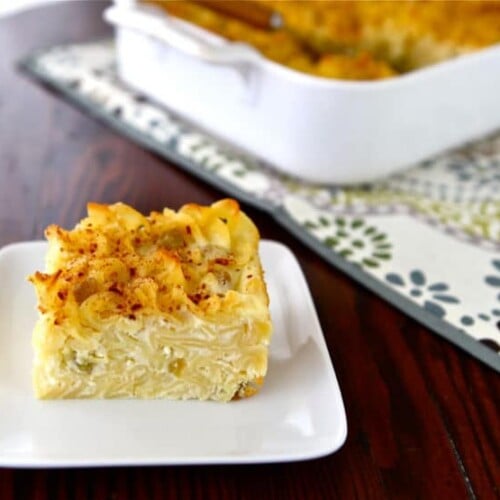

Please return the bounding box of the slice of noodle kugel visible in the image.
[29,199,273,401]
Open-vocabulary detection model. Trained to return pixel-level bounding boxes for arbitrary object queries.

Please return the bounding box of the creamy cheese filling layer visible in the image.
[33,316,270,401]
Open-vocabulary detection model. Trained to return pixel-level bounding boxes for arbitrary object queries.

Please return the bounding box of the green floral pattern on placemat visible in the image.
[20,39,500,370]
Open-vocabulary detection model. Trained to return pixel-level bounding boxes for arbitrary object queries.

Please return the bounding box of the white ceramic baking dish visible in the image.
[104,3,500,184]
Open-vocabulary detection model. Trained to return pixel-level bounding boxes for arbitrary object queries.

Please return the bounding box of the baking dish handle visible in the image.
[104,5,261,67]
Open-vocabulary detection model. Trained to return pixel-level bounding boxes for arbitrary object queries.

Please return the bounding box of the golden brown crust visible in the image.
[147,0,500,78]
[30,199,268,333]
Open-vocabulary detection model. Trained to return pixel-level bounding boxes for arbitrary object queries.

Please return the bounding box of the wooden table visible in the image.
[0,2,498,498]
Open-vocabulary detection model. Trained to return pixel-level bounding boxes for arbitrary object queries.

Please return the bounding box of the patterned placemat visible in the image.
[20,39,500,371]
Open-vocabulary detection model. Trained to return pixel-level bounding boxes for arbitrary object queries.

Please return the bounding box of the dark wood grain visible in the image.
[0,2,499,499]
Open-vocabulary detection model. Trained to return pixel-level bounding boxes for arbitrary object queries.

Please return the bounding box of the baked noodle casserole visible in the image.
[146,0,500,80]
[29,200,273,401]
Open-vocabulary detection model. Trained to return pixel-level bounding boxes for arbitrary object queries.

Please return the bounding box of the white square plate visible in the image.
[0,240,346,467]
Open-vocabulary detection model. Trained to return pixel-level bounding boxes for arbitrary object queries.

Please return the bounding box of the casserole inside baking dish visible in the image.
[106,1,500,183]
[145,0,500,81]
